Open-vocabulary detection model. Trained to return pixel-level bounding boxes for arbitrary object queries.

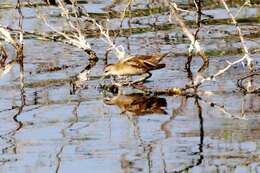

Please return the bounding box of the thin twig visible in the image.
[168,1,209,73]
[30,0,97,60]
[220,0,253,71]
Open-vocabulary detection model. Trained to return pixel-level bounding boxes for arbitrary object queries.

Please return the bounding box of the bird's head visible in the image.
[100,64,115,81]
[103,64,116,76]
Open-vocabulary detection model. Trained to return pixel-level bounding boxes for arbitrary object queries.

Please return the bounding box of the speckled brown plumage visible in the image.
[104,53,168,76]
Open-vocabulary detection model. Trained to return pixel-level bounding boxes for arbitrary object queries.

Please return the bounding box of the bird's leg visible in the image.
[111,75,120,87]
[118,75,128,83]
[116,75,132,86]
[111,75,117,83]
[131,72,152,85]
[123,76,131,83]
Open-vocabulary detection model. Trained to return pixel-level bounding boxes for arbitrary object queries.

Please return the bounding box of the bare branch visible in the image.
[168,1,209,72]
[220,0,253,71]
[30,0,97,60]
[93,19,126,59]
[0,44,8,67]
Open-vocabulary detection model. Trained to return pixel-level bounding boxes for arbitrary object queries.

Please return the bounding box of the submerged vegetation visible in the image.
[0,0,259,172]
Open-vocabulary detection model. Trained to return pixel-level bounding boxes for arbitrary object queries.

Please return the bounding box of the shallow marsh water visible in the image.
[0,0,260,173]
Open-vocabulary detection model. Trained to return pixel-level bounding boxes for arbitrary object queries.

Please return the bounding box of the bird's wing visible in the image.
[122,53,169,63]
[130,95,147,105]
[142,60,157,68]
[121,55,136,63]
[121,55,157,69]
[128,59,157,69]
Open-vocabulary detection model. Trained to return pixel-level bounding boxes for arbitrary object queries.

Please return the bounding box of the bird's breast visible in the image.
[113,64,145,76]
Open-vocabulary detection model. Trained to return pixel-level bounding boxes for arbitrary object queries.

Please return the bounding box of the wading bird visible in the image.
[103,53,169,84]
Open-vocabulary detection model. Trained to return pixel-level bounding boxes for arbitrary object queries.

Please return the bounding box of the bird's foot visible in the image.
[130,72,152,85]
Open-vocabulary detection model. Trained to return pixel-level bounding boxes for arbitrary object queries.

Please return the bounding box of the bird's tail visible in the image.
[156,52,170,62]
[153,63,166,70]
[160,52,170,58]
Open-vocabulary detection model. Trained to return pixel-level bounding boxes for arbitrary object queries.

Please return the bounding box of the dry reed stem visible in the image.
[220,0,254,93]
[93,20,125,60]
[0,26,23,79]
[30,0,125,60]
[120,0,133,27]
[16,0,25,95]
[38,0,125,60]
[237,71,260,94]
[168,2,209,73]
[167,1,209,87]
[167,1,254,89]
[0,44,8,67]
[195,54,250,86]
[200,96,246,119]
[0,27,17,46]
[220,0,253,71]
[193,1,254,88]
[30,0,97,59]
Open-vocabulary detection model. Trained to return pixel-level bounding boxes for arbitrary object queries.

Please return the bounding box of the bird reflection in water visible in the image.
[104,93,167,115]
[43,0,75,5]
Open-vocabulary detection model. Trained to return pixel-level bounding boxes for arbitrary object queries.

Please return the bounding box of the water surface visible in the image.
[0,1,260,173]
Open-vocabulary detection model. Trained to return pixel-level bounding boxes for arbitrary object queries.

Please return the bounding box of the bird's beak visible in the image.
[100,74,107,80]
[103,97,113,105]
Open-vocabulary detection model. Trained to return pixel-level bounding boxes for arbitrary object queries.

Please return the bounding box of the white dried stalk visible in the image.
[193,0,254,91]
[93,20,125,59]
[33,0,125,60]
[0,27,17,46]
[220,0,253,70]
[195,54,249,85]
[0,27,20,79]
[0,60,17,79]
[36,0,91,51]
[120,0,133,26]
[200,96,247,119]
[168,2,208,64]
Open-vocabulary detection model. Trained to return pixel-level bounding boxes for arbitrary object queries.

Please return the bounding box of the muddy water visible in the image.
[0,1,260,173]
